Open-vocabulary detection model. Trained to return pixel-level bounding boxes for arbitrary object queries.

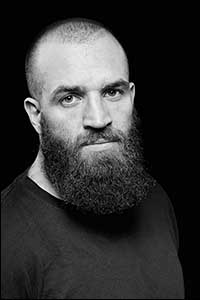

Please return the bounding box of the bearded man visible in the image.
[1,18,185,299]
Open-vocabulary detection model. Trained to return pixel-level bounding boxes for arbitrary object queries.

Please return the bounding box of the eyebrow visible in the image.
[101,80,130,92]
[50,79,130,100]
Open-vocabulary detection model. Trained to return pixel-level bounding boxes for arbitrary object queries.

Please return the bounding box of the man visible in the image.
[1,18,185,299]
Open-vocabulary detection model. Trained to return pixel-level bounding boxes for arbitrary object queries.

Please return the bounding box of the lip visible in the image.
[88,139,119,146]
[82,140,119,151]
[90,139,111,145]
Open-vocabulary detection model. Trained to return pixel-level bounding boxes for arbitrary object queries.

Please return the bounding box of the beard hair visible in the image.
[40,110,156,215]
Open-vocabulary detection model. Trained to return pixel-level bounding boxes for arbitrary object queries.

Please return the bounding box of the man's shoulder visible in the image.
[147,181,180,251]
[1,169,44,252]
[1,170,57,264]
[153,182,170,203]
[1,170,28,206]
[143,180,169,211]
[1,171,33,243]
[1,173,56,300]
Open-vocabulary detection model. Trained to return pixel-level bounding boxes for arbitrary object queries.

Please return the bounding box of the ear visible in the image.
[24,97,42,134]
[129,82,135,105]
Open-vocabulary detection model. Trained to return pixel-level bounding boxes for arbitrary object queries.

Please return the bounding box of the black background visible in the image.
[1,5,198,299]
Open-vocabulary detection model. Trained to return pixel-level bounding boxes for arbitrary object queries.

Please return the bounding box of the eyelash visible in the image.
[60,94,80,105]
[59,88,125,106]
[103,88,124,98]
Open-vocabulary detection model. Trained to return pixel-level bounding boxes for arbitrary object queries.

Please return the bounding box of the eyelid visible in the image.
[59,93,82,106]
[103,87,124,95]
[57,86,127,106]
[61,92,83,99]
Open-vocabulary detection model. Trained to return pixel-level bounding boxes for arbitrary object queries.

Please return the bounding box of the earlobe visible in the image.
[24,97,41,134]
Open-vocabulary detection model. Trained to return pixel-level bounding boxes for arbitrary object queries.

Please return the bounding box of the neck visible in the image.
[28,150,60,199]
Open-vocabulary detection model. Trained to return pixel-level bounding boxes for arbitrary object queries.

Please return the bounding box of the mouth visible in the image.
[81,139,119,152]
[87,138,120,146]
[90,139,112,145]
[80,137,120,150]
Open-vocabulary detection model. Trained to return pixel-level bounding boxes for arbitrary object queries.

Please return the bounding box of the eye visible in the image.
[103,88,124,99]
[60,94,81,106]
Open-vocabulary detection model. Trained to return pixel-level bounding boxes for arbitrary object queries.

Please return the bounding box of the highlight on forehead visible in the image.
[25,18,129,100]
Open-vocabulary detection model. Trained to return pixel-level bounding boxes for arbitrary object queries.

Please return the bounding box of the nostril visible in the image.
[83,119,112,130]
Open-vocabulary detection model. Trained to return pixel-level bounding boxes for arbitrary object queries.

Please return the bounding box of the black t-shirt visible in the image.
[1,170,185,299]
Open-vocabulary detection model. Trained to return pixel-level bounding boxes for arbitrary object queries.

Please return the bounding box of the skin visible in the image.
[24,34,135,197]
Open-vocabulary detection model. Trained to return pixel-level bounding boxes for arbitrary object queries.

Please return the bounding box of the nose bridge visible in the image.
[83,91,112,128]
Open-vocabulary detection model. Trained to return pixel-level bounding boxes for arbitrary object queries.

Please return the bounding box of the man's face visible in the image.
[37,35,155,214]
[38,35,133,153]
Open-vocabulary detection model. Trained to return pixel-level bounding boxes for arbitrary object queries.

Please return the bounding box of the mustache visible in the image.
[40,112,137,153]
[77,127,125,148]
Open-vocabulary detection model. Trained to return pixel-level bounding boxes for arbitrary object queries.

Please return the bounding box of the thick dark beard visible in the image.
[40,110,156,215]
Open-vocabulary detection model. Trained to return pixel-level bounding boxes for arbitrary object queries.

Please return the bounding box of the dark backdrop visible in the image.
[1,8,197,299]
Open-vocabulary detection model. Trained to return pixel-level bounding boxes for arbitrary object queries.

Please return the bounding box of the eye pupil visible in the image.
[62,95,74,104]
[108,89,117,96]
[110,90,115,94]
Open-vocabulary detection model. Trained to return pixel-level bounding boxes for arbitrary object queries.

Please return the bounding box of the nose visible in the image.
[82,93,112,129]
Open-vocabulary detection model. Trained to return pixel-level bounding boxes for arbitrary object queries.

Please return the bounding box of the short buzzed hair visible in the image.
[25,18,129,100]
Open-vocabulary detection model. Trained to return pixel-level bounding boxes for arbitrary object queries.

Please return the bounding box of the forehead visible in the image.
[36,36,128,94]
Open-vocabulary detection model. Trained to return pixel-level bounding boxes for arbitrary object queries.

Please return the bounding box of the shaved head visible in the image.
[25,18,129,100]
[24,18,155,216]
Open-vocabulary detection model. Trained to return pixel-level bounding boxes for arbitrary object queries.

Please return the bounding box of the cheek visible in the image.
[110,100,133,132]
[42,109,79,141]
